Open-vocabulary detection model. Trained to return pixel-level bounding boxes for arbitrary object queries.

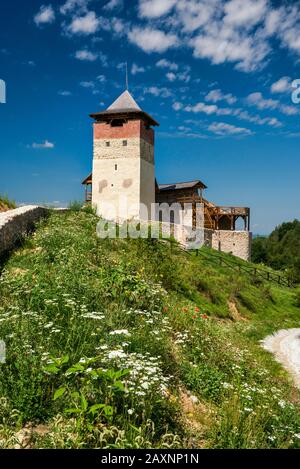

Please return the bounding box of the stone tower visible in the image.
[90,90,159,222]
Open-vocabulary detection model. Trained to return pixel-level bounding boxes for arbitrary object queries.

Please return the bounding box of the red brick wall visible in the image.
[94,119,154,145]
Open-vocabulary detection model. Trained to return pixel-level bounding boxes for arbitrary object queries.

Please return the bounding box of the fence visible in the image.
[184,247,294,288]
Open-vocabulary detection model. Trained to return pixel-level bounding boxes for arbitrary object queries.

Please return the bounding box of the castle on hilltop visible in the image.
[82,89,251,260]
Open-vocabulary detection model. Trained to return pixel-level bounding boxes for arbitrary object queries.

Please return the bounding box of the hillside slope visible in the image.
[0,210,299,449]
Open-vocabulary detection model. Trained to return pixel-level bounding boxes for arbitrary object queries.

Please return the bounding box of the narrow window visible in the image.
[123,140,127,146]
[106,141,110,147]
[115,164,118,171]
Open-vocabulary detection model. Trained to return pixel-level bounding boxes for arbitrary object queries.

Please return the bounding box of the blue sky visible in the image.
[1,0,300,233]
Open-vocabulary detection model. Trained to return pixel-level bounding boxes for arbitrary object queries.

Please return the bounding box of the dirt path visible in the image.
[261,329,300,388]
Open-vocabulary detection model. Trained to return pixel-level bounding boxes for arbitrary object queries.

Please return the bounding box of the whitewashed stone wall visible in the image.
[153,223,251,261]
[0,206,48,257]
[207,229,252,261]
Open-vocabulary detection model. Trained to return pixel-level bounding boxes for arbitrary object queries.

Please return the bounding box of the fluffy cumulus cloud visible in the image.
[144,86,173,98]
[205,89,237,105]
[75,49,98,61]
[60,0,91,15]
[67,11,100,35]
[128,27,178,53]
[247,92,299,115]
[271,77,292,94]
[223,0,267,28]
[156,59,178,71]
[185,102,220,115]
[208,122,253,136]
[130,1,300,73]
[247,92,278,110]
[103,0,123,11]
[138,0,176,18]
[34,5,55,26]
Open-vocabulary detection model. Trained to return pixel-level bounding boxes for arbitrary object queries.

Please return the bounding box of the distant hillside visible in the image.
[0,195,16,212]
[252,220,300,282]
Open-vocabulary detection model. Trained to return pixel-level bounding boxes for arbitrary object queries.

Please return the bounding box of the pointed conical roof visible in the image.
[90,89,159,126]
[107,90,142,112]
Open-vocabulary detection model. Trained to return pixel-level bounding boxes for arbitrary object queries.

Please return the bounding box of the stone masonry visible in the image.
[0,206,48,257]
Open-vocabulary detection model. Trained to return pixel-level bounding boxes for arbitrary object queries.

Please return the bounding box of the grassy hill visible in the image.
[0,210,299,449]
[252,220,300,283]
[0,195,16,212]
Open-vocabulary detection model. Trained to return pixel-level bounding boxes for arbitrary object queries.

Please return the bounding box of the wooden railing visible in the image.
[214,206,250,216]
[185,248,294,288]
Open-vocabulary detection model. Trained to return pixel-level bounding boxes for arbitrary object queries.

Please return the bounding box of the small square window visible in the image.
[106,141,110,147]
[123,140,127,146]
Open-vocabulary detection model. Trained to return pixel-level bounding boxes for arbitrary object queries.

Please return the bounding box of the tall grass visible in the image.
[0,211,299,448]
[0,194,16,210]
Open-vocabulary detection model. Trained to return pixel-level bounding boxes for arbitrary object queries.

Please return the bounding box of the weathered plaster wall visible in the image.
[0,206,48,257]
[209,229,252,261]
[152,223,252,261]
[92,119,155,221]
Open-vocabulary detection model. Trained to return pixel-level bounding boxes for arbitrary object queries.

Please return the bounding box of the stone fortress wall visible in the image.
[0,206,48,257]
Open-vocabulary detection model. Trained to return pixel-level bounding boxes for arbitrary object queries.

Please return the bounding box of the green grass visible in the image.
[0,211,299,448]
[0,194,16,211]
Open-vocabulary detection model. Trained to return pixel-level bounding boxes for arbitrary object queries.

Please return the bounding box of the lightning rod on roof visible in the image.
[125,62,129,90]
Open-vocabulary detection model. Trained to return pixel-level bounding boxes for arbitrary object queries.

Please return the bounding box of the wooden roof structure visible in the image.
[82,173,92,185]
[90,90,159,127]
[158,180,207,191]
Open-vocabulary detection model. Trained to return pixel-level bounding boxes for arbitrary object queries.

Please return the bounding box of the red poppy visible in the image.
[201,314,209,319]
[195,307,200,312]
[192,315,197,319]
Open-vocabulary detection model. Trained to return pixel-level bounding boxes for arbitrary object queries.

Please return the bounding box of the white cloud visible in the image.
[235,109,282,127]
[31,140,55,149]
[60,0,91,14]
[247,91,299,116]
[128,27,178,53]
[139,0,176,18]
[191,29,269,72]
[58,90,72,96]
[279,104,299,116]
[172,102,183,111]
[185,102,219,115]
[166,70,190,82]
[166,72,176,82]
[75,49,98,61]
[209,122,253,136]
[119,1,300,74]
[131,63,145,74]
[246,92,278,110]
[67,11,100,35]
[97,75,106,83]
[144,86,172,98]
[271,77,291,94]
[205,89,237,105]
[111,17,126,35]
[80,81,95,88]
[224,0,267,28]
[34,5,55,26]
[103,0,123,10]
[156,59,178,71]
[174,0,218,33]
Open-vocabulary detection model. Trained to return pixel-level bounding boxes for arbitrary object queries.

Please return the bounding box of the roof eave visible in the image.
[89,110,159,127]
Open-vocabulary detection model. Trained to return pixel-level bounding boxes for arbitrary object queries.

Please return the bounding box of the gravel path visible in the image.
[261,328,300,388]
